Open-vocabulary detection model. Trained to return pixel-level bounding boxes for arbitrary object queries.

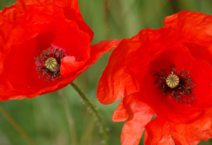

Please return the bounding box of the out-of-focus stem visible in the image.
[0,105,37,145]
[70,82,109,145]
[58,90,78,145]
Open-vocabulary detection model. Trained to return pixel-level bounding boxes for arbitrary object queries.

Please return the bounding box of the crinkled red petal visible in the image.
[144,117,175,145]
[171,107,212,144]
[164,11,212,66]
[120,94,154,145]
[88,39,121,65]
[112,99,128,122]
[164,11,212,47]
[97,37,148,105]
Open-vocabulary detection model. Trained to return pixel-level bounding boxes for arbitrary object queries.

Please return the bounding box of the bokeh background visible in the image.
[0,0,212,145]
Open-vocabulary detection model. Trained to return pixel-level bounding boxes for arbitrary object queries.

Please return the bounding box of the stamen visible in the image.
[34,47,67,82]
[153,64,196,104]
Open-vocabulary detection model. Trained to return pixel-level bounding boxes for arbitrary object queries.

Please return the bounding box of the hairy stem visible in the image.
[70,82,109,145]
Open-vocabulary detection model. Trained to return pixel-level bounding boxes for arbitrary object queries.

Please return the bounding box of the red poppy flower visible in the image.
[0,0,120,101]
[97,11,212,145]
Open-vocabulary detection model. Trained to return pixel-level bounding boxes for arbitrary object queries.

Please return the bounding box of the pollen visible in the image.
[166,74,180,88]
[45,57,59,72]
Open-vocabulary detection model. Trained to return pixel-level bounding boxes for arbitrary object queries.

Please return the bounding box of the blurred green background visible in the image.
[0,0,212,145]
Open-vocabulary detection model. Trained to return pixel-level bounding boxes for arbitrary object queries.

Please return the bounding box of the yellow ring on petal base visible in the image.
[45,57,59,72]
[166,74,180,88]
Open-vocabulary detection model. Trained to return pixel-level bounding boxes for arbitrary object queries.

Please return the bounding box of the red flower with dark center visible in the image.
[97,11,212,145]
[0,0,120,101]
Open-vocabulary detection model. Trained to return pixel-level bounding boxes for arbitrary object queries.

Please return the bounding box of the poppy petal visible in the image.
[88,39,121,65]
[121,94,155,145]
[164,11,212,47]
[171,107,212,144]
[145,117,175,145]
[112,99,128,122]
[97,39,143,105]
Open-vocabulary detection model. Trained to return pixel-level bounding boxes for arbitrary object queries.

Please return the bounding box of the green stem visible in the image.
[0,105,37,145]
[58,90,78,145]
[70,82,109,145]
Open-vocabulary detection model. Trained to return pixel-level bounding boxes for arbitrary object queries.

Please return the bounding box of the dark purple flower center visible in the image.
[153,65,196,104]
[34,47,67,82]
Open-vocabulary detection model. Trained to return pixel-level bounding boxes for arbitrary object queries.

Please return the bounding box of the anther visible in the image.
[153,64,196,104]
[35,47,67,82]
